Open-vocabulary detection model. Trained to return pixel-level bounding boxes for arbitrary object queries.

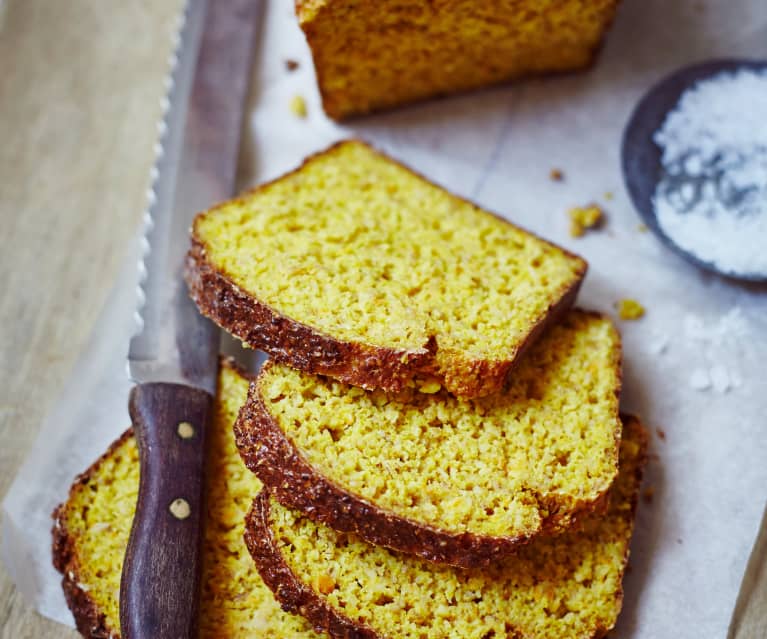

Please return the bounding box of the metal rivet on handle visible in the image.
[177,421,195,439]
[169,498,191,520]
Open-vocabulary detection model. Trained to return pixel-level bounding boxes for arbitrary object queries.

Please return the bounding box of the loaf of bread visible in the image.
[246,415,647,639]
[235,309,622,567]
[51,360,320,638]
[296,1,621,119]
[186,140,587,399]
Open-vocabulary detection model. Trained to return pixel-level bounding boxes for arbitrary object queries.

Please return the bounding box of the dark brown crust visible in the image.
[296,1,622,121]
[244,416,646,639]
[607,414,650,639]
[185,139,587,399]
[234,320,621,569]
[245,490,380,639]
[51,428,135,639]
[186,238,436,395]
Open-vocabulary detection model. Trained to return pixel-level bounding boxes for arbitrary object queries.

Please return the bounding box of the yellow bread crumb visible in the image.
[290,94,308,118]
[616,298,645,320]
[568,205,604,237]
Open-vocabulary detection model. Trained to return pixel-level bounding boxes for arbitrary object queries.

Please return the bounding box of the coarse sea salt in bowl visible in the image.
[622,59,767,283]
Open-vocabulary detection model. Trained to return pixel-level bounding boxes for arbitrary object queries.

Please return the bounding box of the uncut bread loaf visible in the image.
[186,140,587,399]
[235,309,622,568]
[297,1,621,120]
[245,416,648,639]
[51,360,321,639]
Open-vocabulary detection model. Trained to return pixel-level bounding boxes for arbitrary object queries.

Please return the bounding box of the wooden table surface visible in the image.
[0,2,183,636]
[1,2,765,638]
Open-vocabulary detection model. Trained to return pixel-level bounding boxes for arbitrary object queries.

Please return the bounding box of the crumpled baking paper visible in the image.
[3,0,767,635]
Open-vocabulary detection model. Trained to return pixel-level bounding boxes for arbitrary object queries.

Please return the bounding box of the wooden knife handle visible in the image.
[120,382,213,639]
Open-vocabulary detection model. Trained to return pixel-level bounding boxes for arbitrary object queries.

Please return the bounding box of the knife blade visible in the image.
[120,1,259,637]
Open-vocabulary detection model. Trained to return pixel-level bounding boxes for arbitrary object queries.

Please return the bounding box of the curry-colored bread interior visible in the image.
[56,363,320,638]
[194,140,585,395]
[56,435,139,631]
[261,416,646,639]
[296,0,620,119]
[258,310,622,539]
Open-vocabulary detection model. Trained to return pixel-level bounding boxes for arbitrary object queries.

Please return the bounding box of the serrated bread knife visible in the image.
[120,1,258,637]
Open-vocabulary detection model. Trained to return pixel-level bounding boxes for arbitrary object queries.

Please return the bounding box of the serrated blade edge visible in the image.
[128,0,260,394]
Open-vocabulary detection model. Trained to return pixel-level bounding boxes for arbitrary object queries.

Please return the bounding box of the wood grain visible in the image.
[0,1,184,637]
[121,383,213,639]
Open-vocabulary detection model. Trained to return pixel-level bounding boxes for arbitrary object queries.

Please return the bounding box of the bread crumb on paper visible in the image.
[615,298,645,320]
[568,204,604,237]
[290,95,308,118]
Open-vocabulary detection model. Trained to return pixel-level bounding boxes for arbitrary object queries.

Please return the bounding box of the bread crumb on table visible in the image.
[656,427,666,441]
[615,298,645,320]
[285,59,299,71]
[568,204,604,237]
[290,95,307,118]
[549,168,564,181]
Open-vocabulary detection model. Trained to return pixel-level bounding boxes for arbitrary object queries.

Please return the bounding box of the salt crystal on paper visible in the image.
[649,331,670,355]
[690,368,712,391]
[709,365,732,394]
[680,307,748,394]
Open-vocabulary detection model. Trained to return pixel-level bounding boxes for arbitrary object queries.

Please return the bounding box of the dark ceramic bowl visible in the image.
[621,58,767,283]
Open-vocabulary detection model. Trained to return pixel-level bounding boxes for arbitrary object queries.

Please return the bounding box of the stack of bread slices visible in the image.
[53,140,647,639]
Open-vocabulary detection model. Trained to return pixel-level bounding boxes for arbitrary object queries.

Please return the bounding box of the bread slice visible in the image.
[297,1,621,120]
[245,415,648,639]
[235,309,622,568]
[186,140,587,399]
[51,360,321,639]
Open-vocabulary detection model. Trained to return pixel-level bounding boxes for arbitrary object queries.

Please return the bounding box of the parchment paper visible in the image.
[3,0,767,635]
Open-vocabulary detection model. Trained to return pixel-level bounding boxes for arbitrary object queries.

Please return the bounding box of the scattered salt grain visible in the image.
[709,365,731,394]
[682,307,748,394]
[648,332,669,356]
[689,368,711,391]
[652,68,767,278]
[290,94,308,118]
